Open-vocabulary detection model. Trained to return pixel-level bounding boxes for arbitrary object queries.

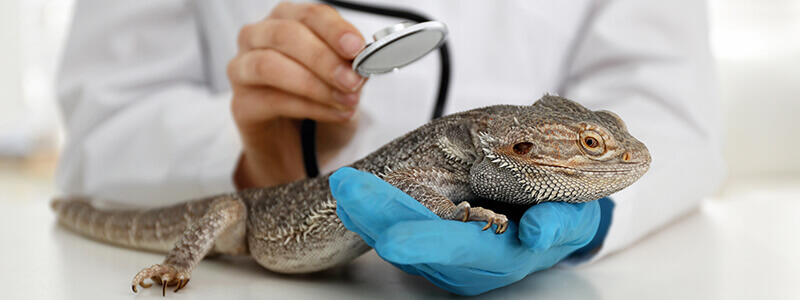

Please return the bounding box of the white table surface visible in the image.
[1,164,799,299]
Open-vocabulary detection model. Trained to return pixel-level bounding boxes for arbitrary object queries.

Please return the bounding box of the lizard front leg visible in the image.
[382,168,508,234]
[131,196,247,295]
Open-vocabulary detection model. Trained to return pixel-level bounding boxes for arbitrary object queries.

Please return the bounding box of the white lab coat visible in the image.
[57,0,725,263]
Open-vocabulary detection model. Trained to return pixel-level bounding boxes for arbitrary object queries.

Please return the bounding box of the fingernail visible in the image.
[333,91,359,107]
[335,64,363,91]
[339,33,364,58]
[338,109,356,120]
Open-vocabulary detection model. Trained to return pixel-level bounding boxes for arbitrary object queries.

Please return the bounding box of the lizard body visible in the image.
[51,95,651,295]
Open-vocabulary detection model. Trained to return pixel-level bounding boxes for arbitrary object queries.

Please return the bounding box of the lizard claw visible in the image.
[174,278,190,293]
[481,219,494,231]
[131,264,191,295]
[132,281,152,293]
[496,221,508,234]
[463,206,509,235]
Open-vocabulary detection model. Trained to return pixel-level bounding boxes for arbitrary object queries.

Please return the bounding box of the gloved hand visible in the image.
[330,167,604,296]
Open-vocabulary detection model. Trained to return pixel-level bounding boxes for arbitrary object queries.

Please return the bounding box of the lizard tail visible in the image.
[51,197,214,253]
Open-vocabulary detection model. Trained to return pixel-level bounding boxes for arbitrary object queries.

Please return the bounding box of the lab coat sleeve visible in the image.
[558,0,726,263]
[56,0,242,205]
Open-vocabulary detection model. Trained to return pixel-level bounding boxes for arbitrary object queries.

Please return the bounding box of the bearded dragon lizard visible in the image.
[51,95,651,295]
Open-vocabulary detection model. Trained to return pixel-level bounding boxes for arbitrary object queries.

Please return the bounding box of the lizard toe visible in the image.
[494,215,509,234]
[131,264,191,295]
[174,278,190,292]
[455,202,471,222]
[464,206,509,234]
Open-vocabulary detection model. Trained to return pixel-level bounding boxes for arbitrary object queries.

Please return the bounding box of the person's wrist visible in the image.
[233,150,284,189]
[233,153,261,189]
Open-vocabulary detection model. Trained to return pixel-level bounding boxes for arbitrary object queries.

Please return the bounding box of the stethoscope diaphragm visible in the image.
[352,21,448,77]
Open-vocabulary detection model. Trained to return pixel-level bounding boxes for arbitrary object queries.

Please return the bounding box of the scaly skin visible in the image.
[51,95,651,295]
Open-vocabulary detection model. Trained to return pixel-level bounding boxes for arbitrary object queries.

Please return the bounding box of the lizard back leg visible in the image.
[243,177,370,274]
[131,195,247,295]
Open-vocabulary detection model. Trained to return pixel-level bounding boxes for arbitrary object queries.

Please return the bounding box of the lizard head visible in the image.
[470,95,651,205]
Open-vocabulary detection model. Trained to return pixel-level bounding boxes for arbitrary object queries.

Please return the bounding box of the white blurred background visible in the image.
[0,2,798,299]
[0,0,798,184]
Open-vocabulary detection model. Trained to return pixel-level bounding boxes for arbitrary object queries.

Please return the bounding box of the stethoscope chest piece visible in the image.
[352,21,448,77]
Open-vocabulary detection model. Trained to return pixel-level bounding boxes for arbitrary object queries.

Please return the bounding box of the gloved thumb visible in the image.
[330,167,439,246]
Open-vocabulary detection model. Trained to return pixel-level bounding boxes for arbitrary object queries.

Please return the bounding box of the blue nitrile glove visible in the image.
[330,167,607,296]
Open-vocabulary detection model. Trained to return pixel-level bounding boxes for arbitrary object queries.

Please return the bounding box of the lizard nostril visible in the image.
[622,152,631,162]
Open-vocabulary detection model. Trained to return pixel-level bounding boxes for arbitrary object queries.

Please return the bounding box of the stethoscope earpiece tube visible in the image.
[300,119,319,178]
[431,43,450,120]
[301,0,451,178]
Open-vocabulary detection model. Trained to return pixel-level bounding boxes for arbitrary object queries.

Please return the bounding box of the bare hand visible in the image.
[228,2,366,189]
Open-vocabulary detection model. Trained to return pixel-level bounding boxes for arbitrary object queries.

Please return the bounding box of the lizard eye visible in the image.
[513,142,533,155]
[580,130,605,155]
[584,137,599,148]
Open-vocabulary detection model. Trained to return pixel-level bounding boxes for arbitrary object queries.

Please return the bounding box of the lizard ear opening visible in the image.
[513,142,533,155]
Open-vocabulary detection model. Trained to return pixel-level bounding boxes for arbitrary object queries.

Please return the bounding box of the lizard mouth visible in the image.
[534,162,647,174]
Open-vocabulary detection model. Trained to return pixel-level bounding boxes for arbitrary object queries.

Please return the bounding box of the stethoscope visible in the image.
[301,0,451,177]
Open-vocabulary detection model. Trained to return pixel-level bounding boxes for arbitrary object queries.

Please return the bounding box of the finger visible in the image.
[329,168,440,242]
[373,220,526,272]
[228,49,359,109]
[270,2,365,59]
[519,201,601,253]
[237,19,363,91]
[233,88,355,124]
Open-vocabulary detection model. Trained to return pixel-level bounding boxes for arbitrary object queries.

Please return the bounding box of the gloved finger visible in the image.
[407,245,579,296]
[330,168,439,242]
[334,202,375,246]
[374,220,527,272]
[387,262,421,276]
[519,201,601,253]
[412,263,523,296]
